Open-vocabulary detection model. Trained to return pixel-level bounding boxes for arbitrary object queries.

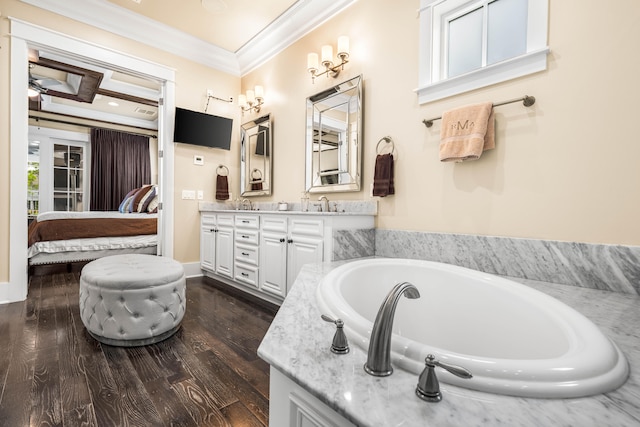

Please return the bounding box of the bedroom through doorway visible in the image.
[8,19,176,303]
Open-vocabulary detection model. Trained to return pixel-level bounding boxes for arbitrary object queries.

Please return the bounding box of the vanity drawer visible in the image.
[235,215,259,229]
[262,216,287,233]
[217,214,235,227]
[235,263,258,288]
[201,213,216,227]
[289,219,324,237]
[235,229,259,245]
[235,243,259,266]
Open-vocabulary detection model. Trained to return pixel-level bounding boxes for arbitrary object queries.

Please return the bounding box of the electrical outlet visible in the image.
[197,190,203,200]
[194,155,204,165]
[182,190,196,200]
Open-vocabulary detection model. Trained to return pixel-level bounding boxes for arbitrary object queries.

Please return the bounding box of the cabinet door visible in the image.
[215,226,235,278]
[200,225,216,272]
[260,231,288,299]
[287,235,323,291]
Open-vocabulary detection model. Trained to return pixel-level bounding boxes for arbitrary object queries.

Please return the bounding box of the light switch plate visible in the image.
[182,190,196,200]
[197,190,203,200]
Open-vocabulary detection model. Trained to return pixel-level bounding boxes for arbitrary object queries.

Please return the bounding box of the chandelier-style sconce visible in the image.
[307,36,350,83]
[238,85,264,114]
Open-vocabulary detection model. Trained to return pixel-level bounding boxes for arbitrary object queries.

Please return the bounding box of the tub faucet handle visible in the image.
[416,354,472,402]
[321,314,350,354]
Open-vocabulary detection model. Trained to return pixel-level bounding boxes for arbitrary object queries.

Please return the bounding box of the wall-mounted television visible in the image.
[173,107,233,150]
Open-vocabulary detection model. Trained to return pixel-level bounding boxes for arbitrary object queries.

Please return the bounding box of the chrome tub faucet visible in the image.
[364,282,420,376]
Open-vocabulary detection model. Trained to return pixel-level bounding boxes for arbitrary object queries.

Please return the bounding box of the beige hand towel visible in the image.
[439,102,495,162]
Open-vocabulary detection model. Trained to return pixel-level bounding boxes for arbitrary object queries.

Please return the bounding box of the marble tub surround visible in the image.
[199,200,378,215]
[258,261,640,426]
[332,229,375,261]
[376,230,640,295]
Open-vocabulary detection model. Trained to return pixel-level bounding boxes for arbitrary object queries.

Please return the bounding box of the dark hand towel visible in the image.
[373,153,395,197]
[216,174,229,200]
[251,179,263,191]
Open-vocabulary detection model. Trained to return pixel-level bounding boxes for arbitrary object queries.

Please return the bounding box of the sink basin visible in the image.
[316,258,629,398]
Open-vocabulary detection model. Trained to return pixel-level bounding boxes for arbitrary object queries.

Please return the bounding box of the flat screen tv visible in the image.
[173,107,233,150]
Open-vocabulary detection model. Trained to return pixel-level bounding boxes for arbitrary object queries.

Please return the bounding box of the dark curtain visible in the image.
[90,129,151,211]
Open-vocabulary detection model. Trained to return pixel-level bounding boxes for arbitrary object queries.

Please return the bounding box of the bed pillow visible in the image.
[137,185,157,213]
[118,187,139,213]
[147,195,159,213]
[128,185,154,213]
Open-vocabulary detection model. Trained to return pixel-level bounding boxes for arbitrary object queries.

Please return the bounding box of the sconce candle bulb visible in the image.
[238,86,265,114]
[307,36,350,83]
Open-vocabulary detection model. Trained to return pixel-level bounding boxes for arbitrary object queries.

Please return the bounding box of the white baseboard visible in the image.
[0,281,27,305]
[182,262,204,279]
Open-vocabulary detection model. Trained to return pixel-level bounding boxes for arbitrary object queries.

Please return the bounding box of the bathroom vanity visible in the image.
[258,260,640,426]
[199,201,376,305]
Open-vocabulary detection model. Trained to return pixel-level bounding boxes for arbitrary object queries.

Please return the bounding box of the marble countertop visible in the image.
[199,200,377,216]
[257,259,640,427]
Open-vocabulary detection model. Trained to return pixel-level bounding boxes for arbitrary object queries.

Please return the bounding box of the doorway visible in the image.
[7,20,176,303]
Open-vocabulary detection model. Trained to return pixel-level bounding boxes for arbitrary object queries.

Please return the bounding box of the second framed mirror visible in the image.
[240,114,272,196]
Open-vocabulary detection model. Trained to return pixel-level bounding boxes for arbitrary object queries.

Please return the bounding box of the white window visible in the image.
[417,0,549,104]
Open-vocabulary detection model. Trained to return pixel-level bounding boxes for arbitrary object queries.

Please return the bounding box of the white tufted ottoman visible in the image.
[79,254,186,347]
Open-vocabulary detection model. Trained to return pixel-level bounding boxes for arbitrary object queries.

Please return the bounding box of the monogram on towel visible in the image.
[439,102,495,162]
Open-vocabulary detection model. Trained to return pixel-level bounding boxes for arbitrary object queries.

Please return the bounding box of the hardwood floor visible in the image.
[0,273,277,426]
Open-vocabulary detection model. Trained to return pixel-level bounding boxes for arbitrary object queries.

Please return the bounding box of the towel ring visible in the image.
[217,165,229,176]
[376,136,396,157]
[251,168,263,180]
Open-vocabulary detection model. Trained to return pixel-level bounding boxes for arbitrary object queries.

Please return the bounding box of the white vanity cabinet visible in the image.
[261,216,323,299]
[200,213,234,279]
[200,208,375,305]
[270,368,356,427]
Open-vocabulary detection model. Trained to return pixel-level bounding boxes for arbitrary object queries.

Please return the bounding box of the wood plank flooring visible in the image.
[0,273,277,427]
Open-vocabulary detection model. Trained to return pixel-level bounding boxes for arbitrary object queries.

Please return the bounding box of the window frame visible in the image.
[417,0,549,104]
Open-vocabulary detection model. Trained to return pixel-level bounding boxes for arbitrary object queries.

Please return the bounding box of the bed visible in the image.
[28,211,158,267]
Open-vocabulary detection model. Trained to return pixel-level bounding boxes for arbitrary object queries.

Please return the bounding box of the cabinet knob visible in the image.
[242,235,249,239]
[287,239,293,244]
[279,238,286,243]
[241,252,249,256]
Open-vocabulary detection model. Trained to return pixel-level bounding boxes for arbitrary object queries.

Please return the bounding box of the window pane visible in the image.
[54,192,68,211]
[488,0,528,65]
[54,144,68,167]
[448,7,483,78]
[54,168,68,191]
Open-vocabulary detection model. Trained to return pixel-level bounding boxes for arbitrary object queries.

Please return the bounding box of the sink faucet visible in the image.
[318,195,329,212]
[364,282,420,377]
[241,198,252,210]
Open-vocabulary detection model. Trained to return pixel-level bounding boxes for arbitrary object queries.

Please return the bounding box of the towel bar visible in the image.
[423,95,535,128]
[217,165,229,176]
[376,136,396,156]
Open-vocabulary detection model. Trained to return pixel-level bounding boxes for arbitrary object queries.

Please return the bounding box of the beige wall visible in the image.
[0,0,241,281]
[2,0,639,283]
[242,0,640,246]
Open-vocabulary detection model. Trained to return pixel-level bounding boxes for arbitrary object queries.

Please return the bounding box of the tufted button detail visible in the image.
[133,312,140,318]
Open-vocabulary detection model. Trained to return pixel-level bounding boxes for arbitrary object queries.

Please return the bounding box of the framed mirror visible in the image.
[305,75,363,193]
[240,114,272,196]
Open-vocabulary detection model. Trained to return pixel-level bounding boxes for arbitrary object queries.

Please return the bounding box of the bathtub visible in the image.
[316,258,629,398]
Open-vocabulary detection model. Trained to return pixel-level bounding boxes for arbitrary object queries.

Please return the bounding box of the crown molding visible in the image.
[20,0,357,78]
[19,0,241,76]
[236,0,356,76]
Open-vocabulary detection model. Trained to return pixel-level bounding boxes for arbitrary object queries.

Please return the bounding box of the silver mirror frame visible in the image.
[240,113,272,197]
[305,75,363,193]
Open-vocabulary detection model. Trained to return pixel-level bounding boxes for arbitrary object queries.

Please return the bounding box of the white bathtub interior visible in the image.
[316,258,629,398]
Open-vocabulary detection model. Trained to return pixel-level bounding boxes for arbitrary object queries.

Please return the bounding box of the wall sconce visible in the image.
[307,36,349,83]
[238,85,264,114]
